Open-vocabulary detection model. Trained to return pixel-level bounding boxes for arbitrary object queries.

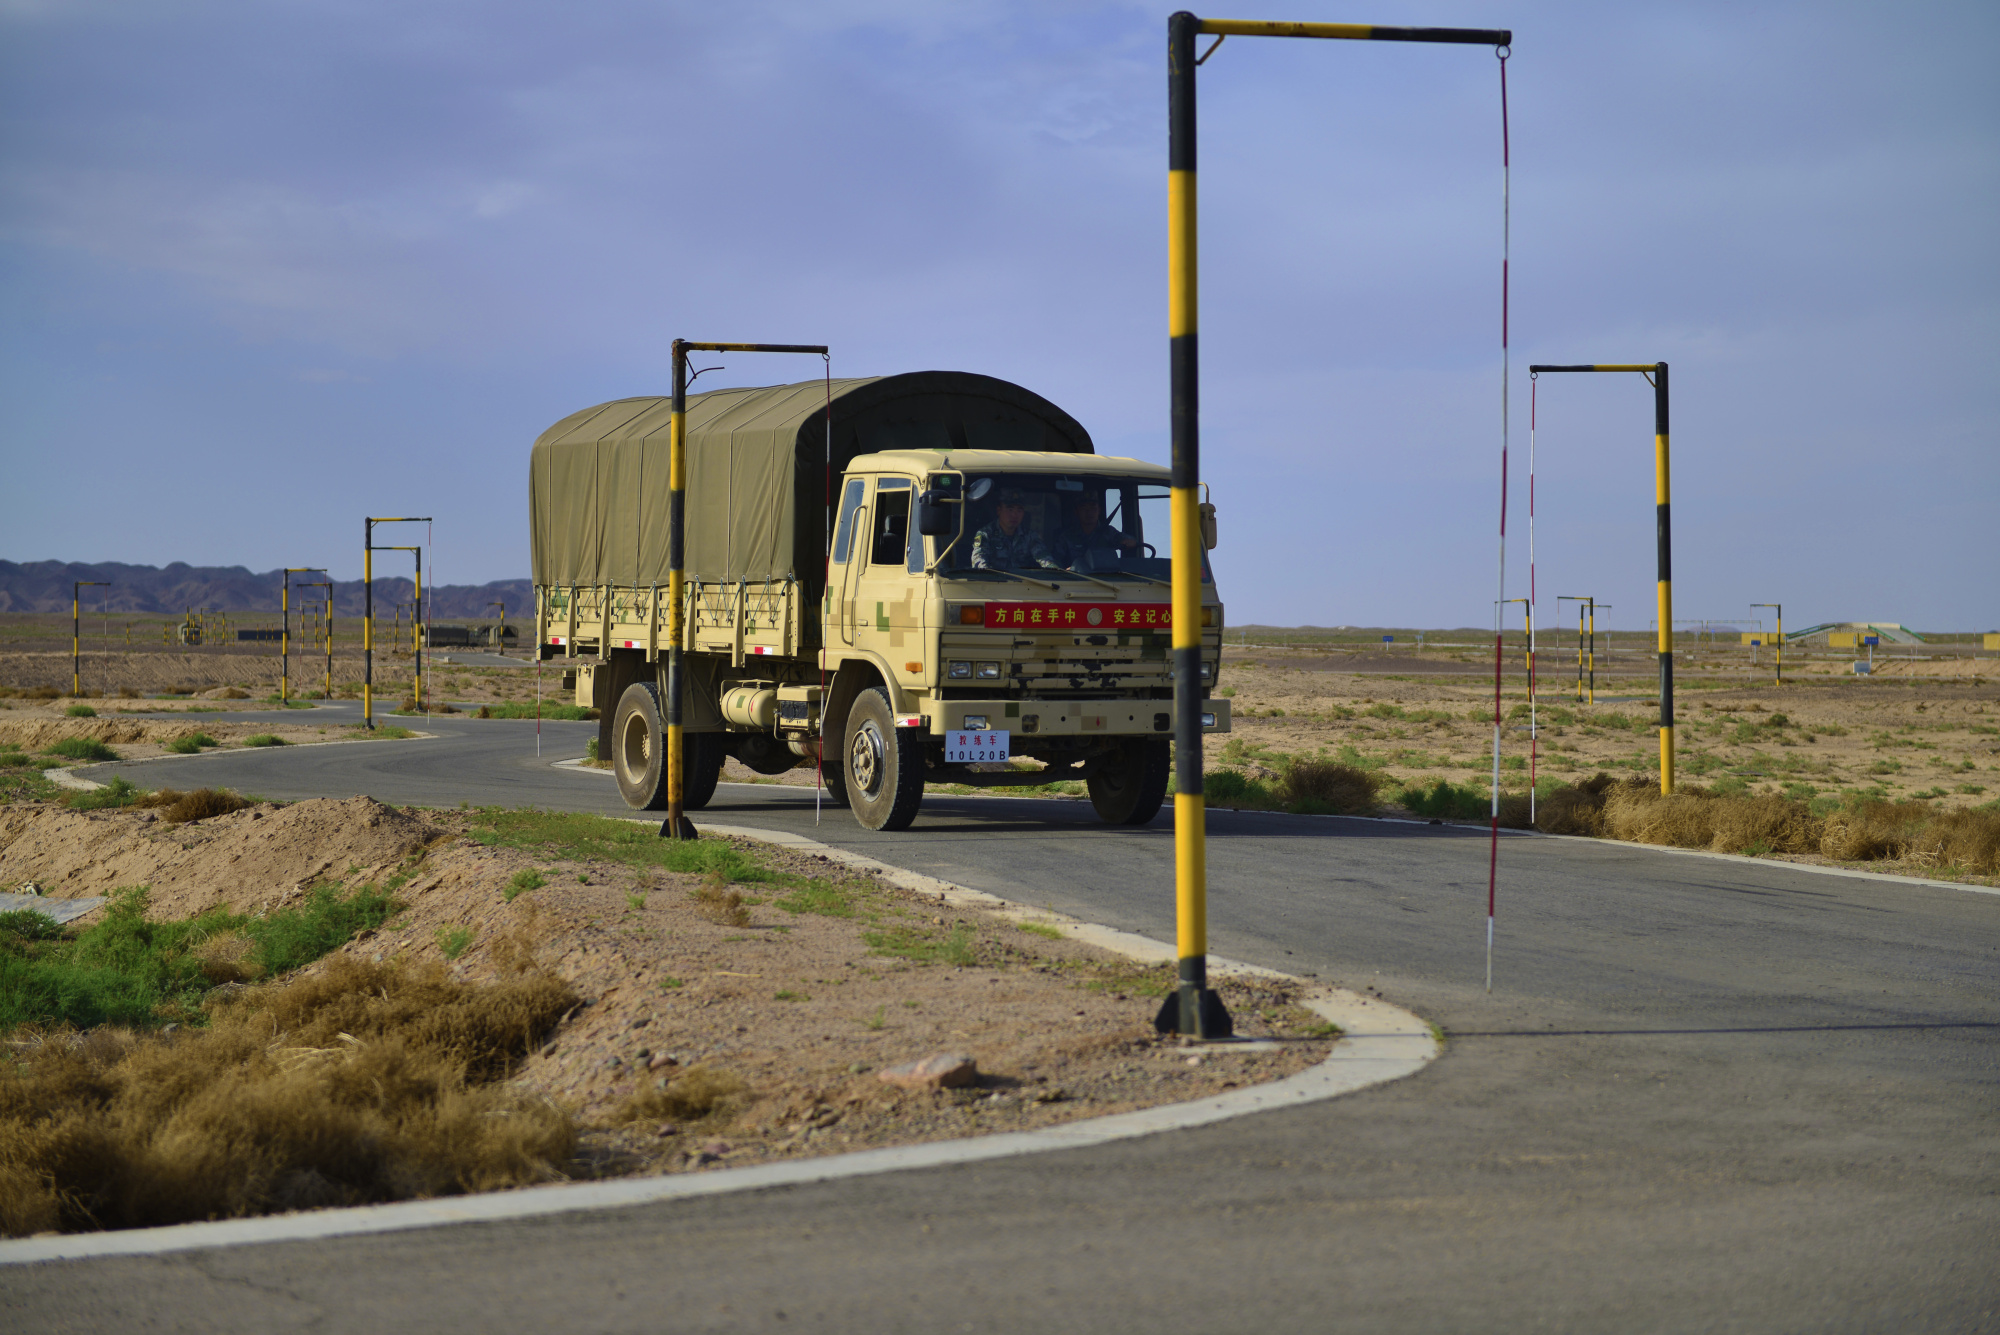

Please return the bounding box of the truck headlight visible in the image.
[1202,712,1217,728]
[1200,661,1213,680]
[962,715,990,730]
[949,661,972,679]
[976,662,1001,679]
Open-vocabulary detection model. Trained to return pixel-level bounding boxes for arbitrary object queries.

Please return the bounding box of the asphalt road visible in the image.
[9,703,1997,1333]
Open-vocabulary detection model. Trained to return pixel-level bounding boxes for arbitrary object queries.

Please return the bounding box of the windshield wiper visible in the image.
[954,567,1062,591]
[1102,569,1172,589]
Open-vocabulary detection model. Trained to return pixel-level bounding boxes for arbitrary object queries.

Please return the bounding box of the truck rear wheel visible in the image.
[613,682,724,811]
[842,687,923,831]
[1087,739,1170,825]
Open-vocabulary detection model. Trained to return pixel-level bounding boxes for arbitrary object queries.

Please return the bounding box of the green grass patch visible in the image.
[43,737,118,763]
[863,923,977,967]
[464,808,774,882]
[65,776,148,811]
[773,990,808,1002]
[241,734,288,748]
[0,750,35,769]
[434,925,475,960]
[64,704,97,718]
[504,869,547,902]
[774,881,864,917]
[1399,778,1491,820]
[257,696,317,709]
[0,880,400,1031]
[165,733,221,755]
[1019,921,1063,940]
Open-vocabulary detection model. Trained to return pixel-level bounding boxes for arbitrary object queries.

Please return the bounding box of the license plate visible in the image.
[945,730,1010,763]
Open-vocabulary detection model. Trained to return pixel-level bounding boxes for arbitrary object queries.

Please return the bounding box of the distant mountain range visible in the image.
[0,561,532,620]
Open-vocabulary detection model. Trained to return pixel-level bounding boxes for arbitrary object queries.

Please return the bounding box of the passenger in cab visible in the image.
[971,489,1059,570]
[1055,493,1139,569]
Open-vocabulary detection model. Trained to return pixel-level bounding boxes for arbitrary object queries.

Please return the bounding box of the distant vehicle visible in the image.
[530,371,1228,831]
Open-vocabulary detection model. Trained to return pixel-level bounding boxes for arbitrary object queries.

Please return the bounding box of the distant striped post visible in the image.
[1528,364,1672,791]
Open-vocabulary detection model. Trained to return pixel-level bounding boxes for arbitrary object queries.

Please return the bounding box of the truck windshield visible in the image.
[930,473,1209,584]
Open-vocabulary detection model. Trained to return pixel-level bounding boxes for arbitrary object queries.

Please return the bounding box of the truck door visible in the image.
[830,477,867,647]
[852,477,921,684]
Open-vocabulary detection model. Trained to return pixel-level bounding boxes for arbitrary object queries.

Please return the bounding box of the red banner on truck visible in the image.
[983,602,1172,631]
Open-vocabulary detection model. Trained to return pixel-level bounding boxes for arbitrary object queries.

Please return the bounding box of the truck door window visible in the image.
[831,478,866,564]
[870,480,911,566]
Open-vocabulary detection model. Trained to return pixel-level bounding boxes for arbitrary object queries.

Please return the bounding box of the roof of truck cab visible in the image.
[847,449,1169,478]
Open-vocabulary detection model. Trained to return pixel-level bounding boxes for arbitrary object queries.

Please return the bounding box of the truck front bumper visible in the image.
[927,697,1229,737]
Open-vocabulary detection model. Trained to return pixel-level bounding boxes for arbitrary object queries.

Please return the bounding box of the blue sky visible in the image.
[3,0,1994,630]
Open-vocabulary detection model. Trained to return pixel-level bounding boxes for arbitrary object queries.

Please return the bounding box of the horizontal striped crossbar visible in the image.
[1196,19,1510,44]
[1528,364,1659,373]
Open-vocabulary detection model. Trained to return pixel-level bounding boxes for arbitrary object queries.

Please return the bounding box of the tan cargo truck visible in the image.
[530,371,1228,831]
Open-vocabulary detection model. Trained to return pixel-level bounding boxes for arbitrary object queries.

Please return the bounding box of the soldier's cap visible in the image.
[995,488,1028,505]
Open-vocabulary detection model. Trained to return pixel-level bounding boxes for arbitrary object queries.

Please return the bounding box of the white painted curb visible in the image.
[0,828,1435,1266]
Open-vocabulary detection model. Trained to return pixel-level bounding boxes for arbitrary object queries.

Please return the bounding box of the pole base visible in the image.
[1153,985,1232,1039]
[659,815,699,841]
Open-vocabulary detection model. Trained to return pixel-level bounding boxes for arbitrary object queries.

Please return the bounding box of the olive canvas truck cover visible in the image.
[530,371,1095,628]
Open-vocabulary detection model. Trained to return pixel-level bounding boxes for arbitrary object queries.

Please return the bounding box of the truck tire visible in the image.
[613,682,725,811]
[841,687,923,830]
[1087,739,1170,825]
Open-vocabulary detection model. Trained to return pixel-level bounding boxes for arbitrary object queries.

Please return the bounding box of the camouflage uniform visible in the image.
[971,522,1057,570]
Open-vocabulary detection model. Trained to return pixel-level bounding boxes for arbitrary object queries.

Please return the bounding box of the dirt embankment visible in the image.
[1,797,1332,1180]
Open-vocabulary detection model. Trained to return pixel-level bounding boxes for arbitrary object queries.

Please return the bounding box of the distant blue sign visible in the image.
[1863,635,1880,646]
[1382,635,1394,643]
[1749,639,1763,647]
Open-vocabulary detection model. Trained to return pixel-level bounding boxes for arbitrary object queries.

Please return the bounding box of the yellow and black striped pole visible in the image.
[1753,602,1782,685]
[72,581,107,697]
[664,341,829,841]
[1528,363,1671,791]
[1163,12,1510,1037]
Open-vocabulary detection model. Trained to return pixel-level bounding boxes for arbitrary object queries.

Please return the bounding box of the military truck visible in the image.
[530,371,1229,832]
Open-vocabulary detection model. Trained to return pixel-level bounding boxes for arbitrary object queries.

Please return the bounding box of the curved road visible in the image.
[10,704,1997,1332]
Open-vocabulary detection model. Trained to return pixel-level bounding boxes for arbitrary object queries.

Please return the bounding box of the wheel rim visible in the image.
[620,711,651,778]
[849,721,885,798]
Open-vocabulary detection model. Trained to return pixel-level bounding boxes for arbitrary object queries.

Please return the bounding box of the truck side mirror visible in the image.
[917,491,956,537]
[1198,501,1217,551]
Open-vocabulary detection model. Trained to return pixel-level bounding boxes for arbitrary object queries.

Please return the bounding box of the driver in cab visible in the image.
[971,488,1059,570]
[1054,493,1139,569]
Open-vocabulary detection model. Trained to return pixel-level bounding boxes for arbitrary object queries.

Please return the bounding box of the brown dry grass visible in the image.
[0,954,579,1235]
[614,1065,749,1128]
[691,870,750,927]
[1530,772,2000,873]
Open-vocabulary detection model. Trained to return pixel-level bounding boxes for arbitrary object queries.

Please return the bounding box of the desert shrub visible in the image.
[164,733,220,755]
[1532,773,1619,836]
[44,738,118,763]
[1203,769,1272,806]
[217,687,250,700]
[22,686,62,701]
[1602,783,1820,855]
[242,734,287,748]
[1278,760,1378,815]
[0,955,577,1235]
[134,787,251,824]
[65,777,147,812]
[1399,778,1489,820]
[615,1065,746,1128]
[0,752,33,769]
[64,705,97,719]
[467,702,595,720]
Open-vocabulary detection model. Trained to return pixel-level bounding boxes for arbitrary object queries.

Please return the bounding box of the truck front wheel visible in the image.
[613,682,723,811]
[842,687,923,831]
[1087,739,1170,825]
